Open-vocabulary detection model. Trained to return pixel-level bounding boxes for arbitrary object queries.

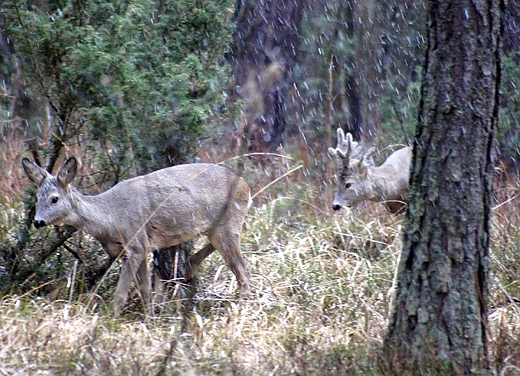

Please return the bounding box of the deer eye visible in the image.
[345,183,352,189]
[51,197,59,204]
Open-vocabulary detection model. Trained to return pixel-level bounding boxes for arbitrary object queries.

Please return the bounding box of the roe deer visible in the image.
[328,128,412,213]
[22,157,251,317]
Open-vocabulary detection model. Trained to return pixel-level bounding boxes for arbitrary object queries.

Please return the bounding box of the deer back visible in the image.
[104,163,250,249]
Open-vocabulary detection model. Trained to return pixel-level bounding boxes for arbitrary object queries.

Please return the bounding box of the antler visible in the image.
[328,128,358,160]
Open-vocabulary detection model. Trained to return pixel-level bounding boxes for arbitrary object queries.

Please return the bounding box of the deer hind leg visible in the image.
[113,250,147,317]
[185,243,216,282]
[209,228,251,295]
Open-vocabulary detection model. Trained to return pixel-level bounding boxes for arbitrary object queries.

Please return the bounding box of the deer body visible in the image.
[23,158,251,317]
[329,128,412,213]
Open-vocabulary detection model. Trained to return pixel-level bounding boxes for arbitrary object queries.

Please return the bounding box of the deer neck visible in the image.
[65,188,113,240]
[371,164,400,199]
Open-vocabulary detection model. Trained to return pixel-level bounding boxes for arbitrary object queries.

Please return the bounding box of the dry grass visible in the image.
[0,125,27,204]
[1,132,520,375]
[0,209,402,375]
[1,204,519,375]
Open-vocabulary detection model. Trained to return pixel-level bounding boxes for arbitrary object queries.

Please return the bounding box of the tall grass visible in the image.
[1,133,519,374]
[1,205,519,375]
[0,210,398,375]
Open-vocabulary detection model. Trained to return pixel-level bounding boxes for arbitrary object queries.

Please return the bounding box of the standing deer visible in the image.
[328,128,412,213]
[22,157,251,317]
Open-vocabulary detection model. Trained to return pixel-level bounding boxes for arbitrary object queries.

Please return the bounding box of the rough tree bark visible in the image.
[383,0,502,374]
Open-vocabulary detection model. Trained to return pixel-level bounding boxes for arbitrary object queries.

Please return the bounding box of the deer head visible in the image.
[22,157,78,228]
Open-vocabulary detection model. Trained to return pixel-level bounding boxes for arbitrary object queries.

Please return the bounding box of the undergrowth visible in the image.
[0,202,519,375]
[0,133,519,375]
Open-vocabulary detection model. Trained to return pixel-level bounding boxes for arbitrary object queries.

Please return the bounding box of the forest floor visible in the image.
[1,138,519,375]
[0,200,519,375]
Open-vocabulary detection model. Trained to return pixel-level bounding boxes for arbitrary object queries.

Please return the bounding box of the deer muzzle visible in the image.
[34,220,47,229]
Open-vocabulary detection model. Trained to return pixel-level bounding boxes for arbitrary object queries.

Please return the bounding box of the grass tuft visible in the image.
[1,139,520,374]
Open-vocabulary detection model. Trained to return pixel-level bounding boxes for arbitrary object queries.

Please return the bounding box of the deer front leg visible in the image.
[113,251,146,317]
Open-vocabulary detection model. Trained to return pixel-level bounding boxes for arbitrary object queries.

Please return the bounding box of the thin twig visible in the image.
[251,165,303,200]
[218,152,293,165]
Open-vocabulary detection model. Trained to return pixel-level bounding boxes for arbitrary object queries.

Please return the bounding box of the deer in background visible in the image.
[22,157,251,317]
[328,128,412,213]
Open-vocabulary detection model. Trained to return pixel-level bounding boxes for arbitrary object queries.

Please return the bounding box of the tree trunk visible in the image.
[383,1,502,374]
[344,67,363,141]
[343,0,363,141]
[151,243,191,313]
[229,0,304,153]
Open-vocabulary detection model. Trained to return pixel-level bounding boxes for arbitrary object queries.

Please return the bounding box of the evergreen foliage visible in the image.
[3,0,234,173]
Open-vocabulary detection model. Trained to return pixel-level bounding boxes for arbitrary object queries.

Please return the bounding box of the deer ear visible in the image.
[57,157,78,186]
[360,147,377,167]
[22,158,48,186]
[328,147,337,157]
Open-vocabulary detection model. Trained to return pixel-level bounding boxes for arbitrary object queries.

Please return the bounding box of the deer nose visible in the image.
[332,204,342,211]
[34,220,47,229]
